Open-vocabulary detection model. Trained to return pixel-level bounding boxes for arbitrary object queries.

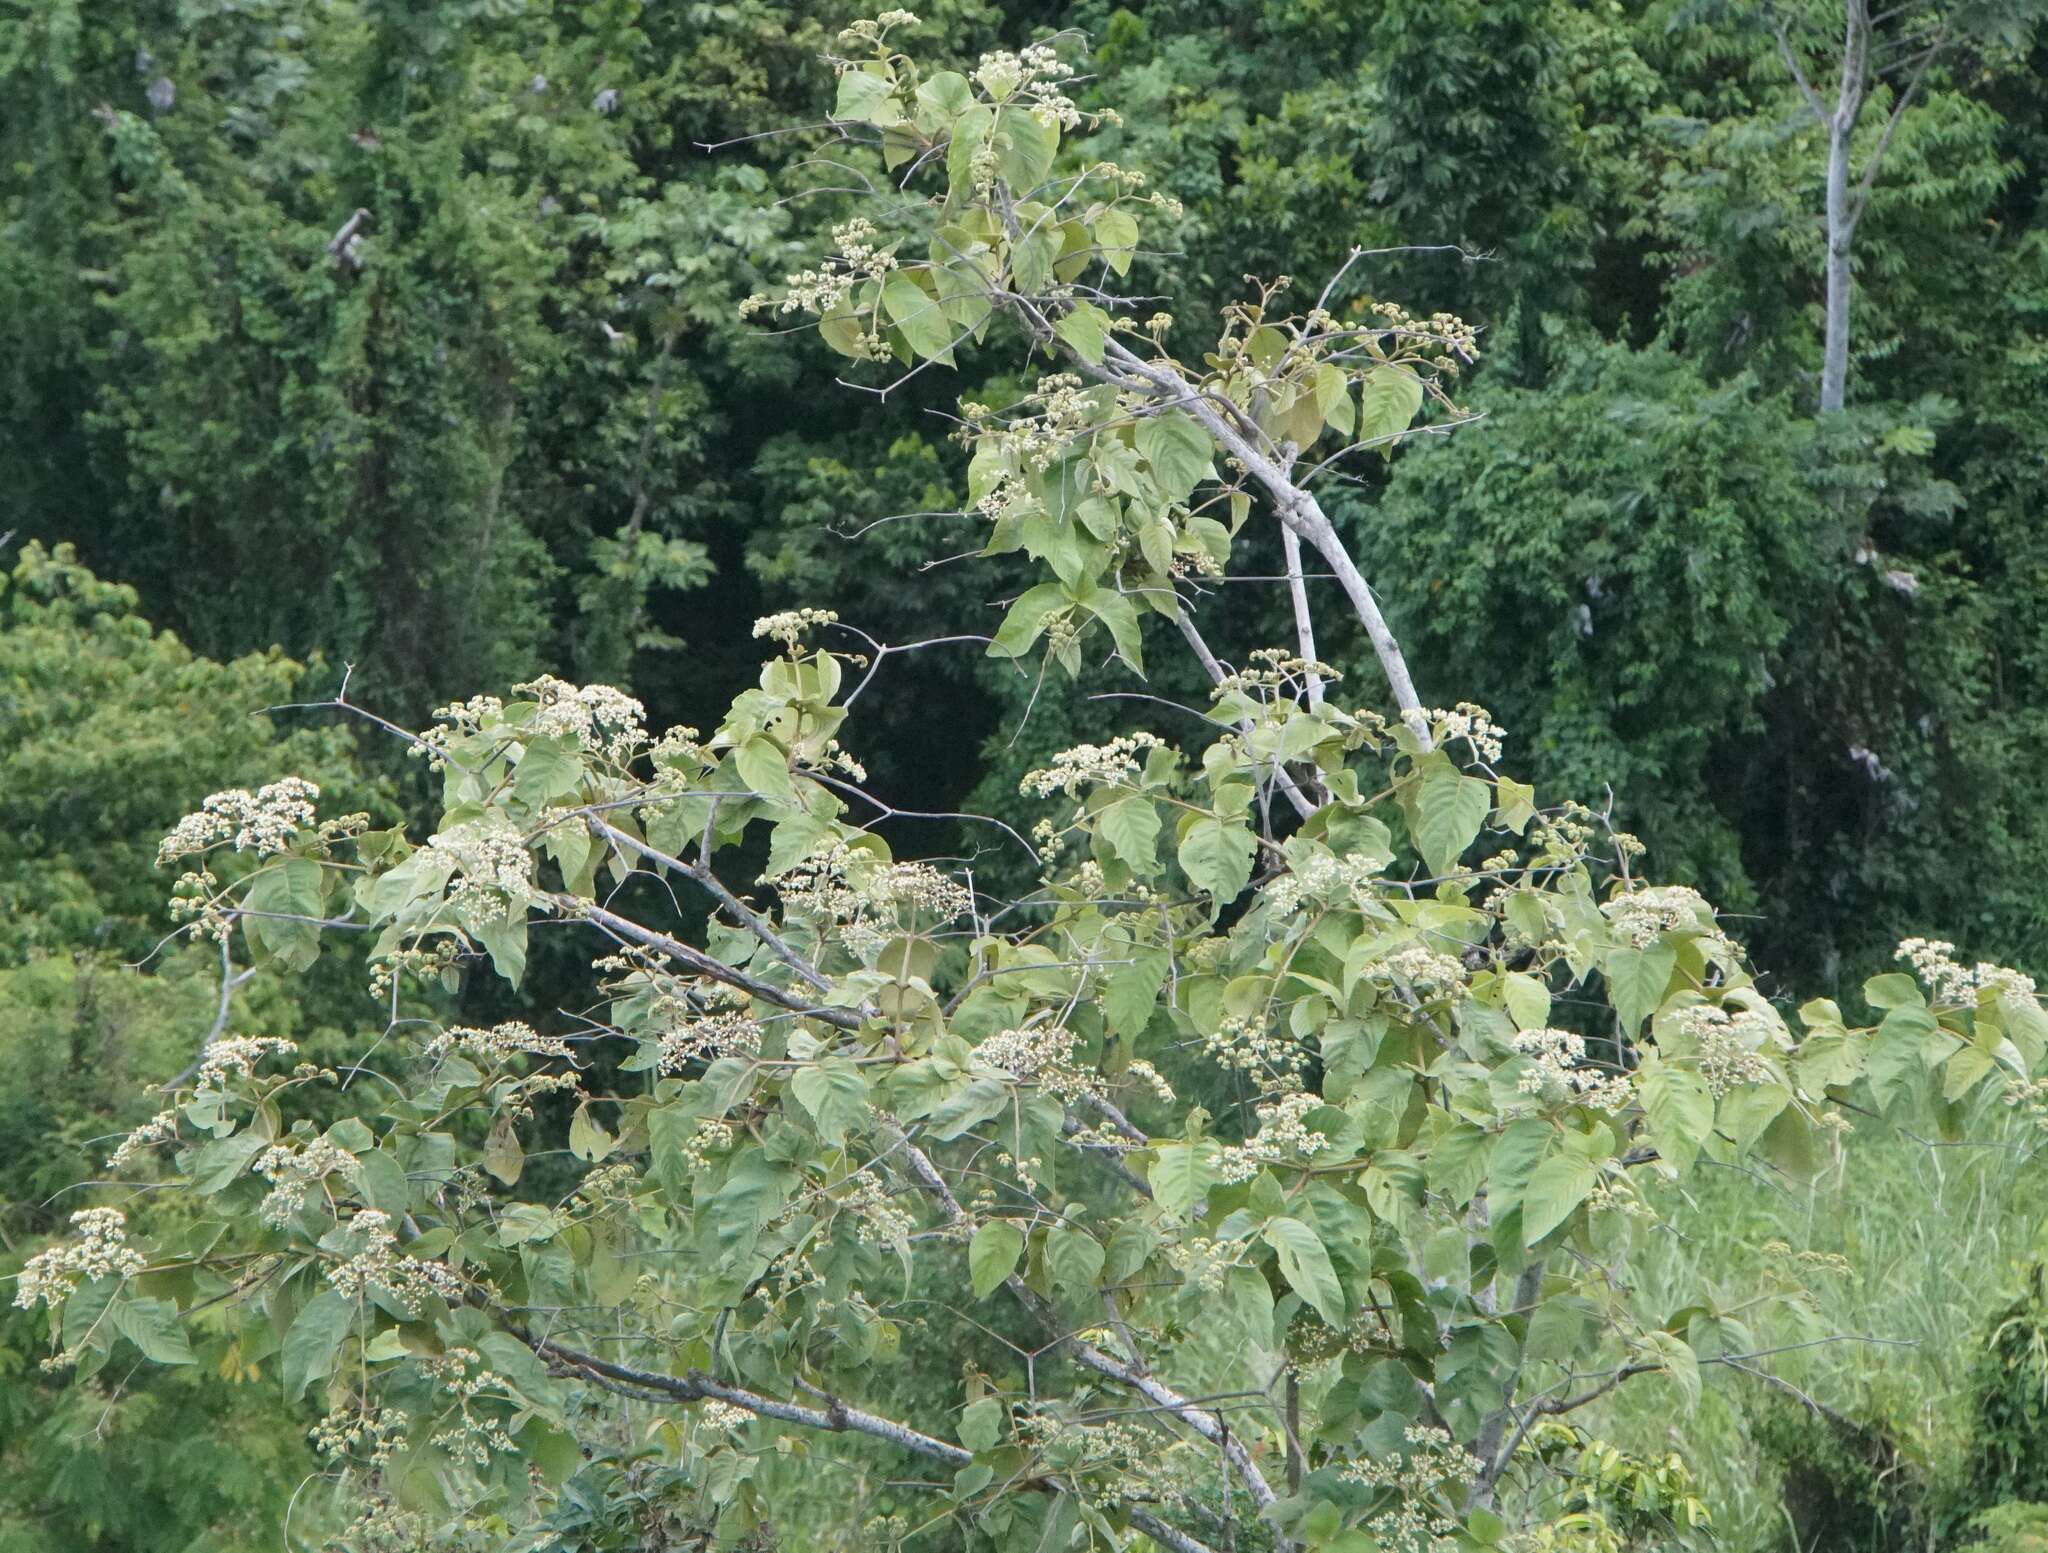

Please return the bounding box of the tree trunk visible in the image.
[1820,117,1856,414]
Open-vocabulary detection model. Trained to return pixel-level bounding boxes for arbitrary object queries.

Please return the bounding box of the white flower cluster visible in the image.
[1374,942,1468,996]
[514,675,647,763]
[1264,851,1383,917]
[1217,1091,1330,1183]
[1512,1028,1634,1113]
[747,219,898,319]
[427,1020,574,1064]
[751,607,840,648]
[105,1108,181,1172]
[1164,1234,1242,1292]
[657,1011,762,1073]
[418,1347,518,1467]
[698,1399,755,1433]
[1669,1002,1789,1096]
[1021,733,1165,798]
[1896,938,2039,1005]
[1203,1015,1310,1079]
[837,10,920,49]
[424,818,536,918]
[841,1170,916,1248]
[972,42,1080,130]
[13,1208,147,1308]
[774,848,973,953]
[1603,885,1729,951]
[157,777,321,865]
[1339,1424,1477,1553]
[325,1210,463,1317]
[195,1036,298,1096]
[254,1138,360,1226]
[1401,703,1504,762]
[975,1023,1097,1102]
[310,1403,409,1467]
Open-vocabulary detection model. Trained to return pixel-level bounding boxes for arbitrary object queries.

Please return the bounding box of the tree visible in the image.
[17,17,2048,1553]
[1757,0,2040,410]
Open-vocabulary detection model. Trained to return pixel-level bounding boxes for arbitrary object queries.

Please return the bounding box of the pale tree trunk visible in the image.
[1777,0,1950,415]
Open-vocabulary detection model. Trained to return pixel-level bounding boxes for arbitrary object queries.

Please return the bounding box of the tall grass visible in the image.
[1586,1103,2048,1549]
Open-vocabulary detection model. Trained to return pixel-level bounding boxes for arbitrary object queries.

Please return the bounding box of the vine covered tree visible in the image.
[19,16,2048,1553]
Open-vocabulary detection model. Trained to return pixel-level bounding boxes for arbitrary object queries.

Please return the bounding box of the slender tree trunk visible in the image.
[1820,118,1856,413]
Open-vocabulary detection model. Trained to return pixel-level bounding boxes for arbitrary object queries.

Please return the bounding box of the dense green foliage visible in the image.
[5,1,2048,1549]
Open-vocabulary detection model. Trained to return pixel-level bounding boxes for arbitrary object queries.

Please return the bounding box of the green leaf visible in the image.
[1263,1216,1346,1328]
[1097,796,1161,873]
[1046,1225,1106,1296]
[959,1396,1006,1452]
[483,1114,525,1186]
[1085,589,1145,672]
[1863,972,1925,1010]
[1092,207,1138,275]
[735,736,793,803]
[882,271,957,364]
[1135,413,1213,502]
[1502,972,1550,1033]
[569,1103,616,1164]
[1148,1140,1220,1221]
[834,67,902,127]
[1520,1151,1599,1246]
[1606,945,1676,1036]
[514,734,584,805]
[1103,949,1169,1039]
[475,913,527,989]
[1638,1064,1714,1175]
[914,71,973,129]
[111,1296,194,1365]
[969,1221,1025,1299]
[996,108,1056,189]
[244,856,325,970]
[189,1131,267,1195]
[927,1075,1011,1140]
[1178,818,1255,905]
[1643,1329,1701,1411]
[987,583,1069,659]
[1053,300,1110,365]
[282,1289,355,1401]
[1357,365,1424,452]
[790,1058,869,1145]
[1413,770,1491,875]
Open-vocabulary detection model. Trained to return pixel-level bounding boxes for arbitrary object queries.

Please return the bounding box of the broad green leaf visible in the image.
[790,1058,869,1145]
[1520,1151,1600,1246]
[1092,207,1138,275]
[1263,1216,1347,1328]
[987,583,1069,659]
[1148,1140,1220,1221]
[1639,1064,1714,1175]
[969,1221,1025,1299]
[1502,972,1550,1032]
[1606,945,1676,1036]
[1643,1329,1701,1411]
[927,1076,1011,1140]
[112,1297,194,1365]
[1085,589,1145,672]
[283,1289,355,1401]
[960,1396,1006,1452]
[1135,413,1213,502]
[834,67,901,126]
[882,271,957,363]
[1097,796,1161,873]
[513,734,583,805]
[1357,365,1424,451]
[1104,949,1170,1038]
[1046,1225,1106,1295]
[1413,770,1491,875]
[568,1102,616,1164]
[1178,818,1255,905]
[735,736,793,803]
[1053,300,1110,365]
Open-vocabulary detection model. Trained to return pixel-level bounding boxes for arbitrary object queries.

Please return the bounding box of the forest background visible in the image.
[4,0,2048,1549]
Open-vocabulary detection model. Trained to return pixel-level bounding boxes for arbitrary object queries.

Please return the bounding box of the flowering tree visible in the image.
[20,16,2048,1552]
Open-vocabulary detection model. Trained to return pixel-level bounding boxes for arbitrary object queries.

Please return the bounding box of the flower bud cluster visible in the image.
[1896,937,2038,1005]
[13,1208,146,1309]
[1217,1091,1330,1183]
[157,777,321,865]
[255,1137,360,1226]
[1021,733,1165,798]
[325,1210,463,1316]
[1511,1028,1634,1113]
